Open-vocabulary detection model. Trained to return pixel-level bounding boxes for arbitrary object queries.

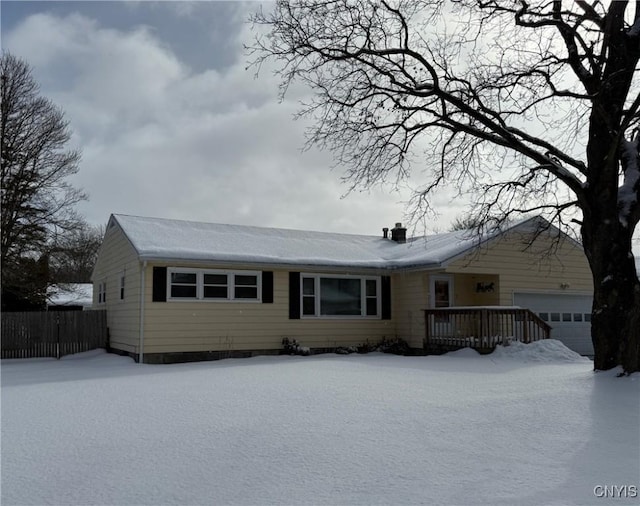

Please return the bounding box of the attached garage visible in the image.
[513,292,593,356]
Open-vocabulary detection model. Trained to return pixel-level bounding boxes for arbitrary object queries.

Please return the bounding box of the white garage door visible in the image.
[513,292,593,356]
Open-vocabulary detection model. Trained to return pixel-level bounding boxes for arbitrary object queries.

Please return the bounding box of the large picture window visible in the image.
[301,274,380,318]
[168,269,261,302]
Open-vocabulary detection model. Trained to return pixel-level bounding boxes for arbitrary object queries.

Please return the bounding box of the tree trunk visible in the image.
[580,15,640,373]
[621,290,640,373]
[582,220,640,373]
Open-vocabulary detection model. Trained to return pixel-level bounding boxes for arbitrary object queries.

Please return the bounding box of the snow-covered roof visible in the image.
[110,214,557,270]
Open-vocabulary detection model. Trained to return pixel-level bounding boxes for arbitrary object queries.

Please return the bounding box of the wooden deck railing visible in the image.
[423,307,551,351]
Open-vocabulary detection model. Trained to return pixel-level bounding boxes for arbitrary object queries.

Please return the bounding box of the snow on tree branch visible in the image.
[619,132,640,228]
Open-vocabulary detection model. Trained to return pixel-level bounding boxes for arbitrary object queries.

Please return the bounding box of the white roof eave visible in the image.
[135,253,395,273]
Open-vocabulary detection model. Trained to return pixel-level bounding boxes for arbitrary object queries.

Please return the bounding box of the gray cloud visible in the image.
[3,3,465,236]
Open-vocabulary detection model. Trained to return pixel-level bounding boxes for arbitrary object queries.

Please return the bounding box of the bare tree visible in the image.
[1,52,85,310]
[49,222,104,284]
[449,215,484,231]
[250,0,640,373]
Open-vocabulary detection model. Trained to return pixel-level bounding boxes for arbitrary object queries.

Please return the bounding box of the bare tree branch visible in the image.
[1,51,86,310]
[249,0,640,372]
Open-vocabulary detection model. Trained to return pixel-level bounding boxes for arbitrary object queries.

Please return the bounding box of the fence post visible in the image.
[480,308,488,345]
[56,313,61,360]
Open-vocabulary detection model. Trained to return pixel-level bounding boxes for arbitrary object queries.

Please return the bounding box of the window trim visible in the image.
[167,268,262,302]
[430,274,454,309]
[232,273,260,301]
[169,270,199,300]
[98,281,107,304]
[120,274,125,300]
[203,272,229,300]
[300,273,381,319]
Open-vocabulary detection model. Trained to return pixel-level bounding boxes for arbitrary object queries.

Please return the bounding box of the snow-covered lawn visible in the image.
[2,341,638,506]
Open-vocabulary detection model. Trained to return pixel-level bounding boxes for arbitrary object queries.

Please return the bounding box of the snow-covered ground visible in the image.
[2,340,638,506]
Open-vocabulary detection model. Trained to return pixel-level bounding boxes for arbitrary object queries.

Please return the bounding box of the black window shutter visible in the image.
[289,272,300,319]
[381,276,391,320]
[152,267,167,302]
[262,271,274,303]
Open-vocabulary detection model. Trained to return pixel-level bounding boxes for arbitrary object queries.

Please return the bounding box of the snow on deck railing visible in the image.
[423,307,551,350]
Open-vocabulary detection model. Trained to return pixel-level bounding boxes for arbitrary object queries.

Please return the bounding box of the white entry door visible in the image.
[430,275,454,336]
[430,275,453,309]
[513,292,593,356]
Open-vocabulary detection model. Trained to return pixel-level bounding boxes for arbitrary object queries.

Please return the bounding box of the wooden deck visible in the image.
[423,307,551,353]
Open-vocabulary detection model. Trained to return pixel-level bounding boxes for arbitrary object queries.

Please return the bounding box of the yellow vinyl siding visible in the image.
[445,234,592,305]
[392,271,428,348]
[393,272,502,348]
[395,233,591,347]
[91,223,141,352]
[451,274,500,306]
[141,268,395,354]
[96,219,593,358]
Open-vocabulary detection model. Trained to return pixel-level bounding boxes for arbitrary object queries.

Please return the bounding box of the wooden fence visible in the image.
[1,310,108,359]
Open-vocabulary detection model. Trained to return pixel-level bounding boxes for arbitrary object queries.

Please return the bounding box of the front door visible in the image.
[430,275,454,336]
[431,275,453,309]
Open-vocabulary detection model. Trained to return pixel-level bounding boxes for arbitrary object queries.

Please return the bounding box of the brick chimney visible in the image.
[391,222,407,243]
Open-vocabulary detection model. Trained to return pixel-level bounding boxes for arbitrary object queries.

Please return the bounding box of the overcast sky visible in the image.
[1,0,469,236]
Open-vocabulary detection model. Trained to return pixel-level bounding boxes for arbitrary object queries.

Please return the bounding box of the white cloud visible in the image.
[4,6,462,236]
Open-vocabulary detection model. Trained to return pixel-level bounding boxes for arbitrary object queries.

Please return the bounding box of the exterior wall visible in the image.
[393,271,428,349]
[394,232,591,347]
[393,271,501,347]
[451,273,501,306]
[91,223,141,353]
[96,222,593,361]
[139,265,397,357]
[445,232,593,305]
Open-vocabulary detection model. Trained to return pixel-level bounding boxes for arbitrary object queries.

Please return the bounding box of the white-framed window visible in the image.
[233,274,259,300]
[203,273,228,299]
[170,271,198,299]
[98,281,107,304]
[301,274,380,318]
[167,268,261,302]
